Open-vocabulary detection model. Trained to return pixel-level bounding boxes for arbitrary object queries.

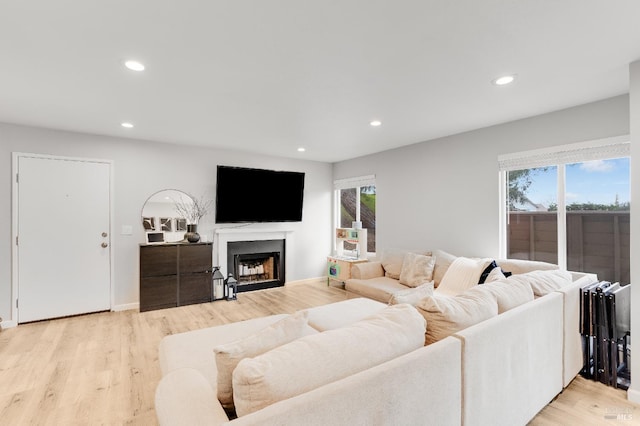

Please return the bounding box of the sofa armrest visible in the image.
[155,368,229,426]
[351,261,385,280]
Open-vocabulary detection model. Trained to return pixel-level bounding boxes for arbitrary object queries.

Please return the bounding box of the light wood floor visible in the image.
[0,281,637,425]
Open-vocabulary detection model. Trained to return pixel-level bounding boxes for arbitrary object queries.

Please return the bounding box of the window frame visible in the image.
[333,174,376,256]
[498,136,630,271]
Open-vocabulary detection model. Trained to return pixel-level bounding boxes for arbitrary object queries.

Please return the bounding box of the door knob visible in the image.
[102,232,108,237]
[101,242,109,248]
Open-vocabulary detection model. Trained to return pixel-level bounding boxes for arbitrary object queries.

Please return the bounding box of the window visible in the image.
[499,137,630,284]
[334,175,376,254]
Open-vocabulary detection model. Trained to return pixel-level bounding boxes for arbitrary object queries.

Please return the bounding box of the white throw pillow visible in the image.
[417,286,498,345]
[399,253,436,287]
[232,304,426,417]
[435,257,493,297]
[213,310,309,409]
[515,269,573,297]
[388,281,434,306]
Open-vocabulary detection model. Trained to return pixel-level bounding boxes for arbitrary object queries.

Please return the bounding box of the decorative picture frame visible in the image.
[143,217,155,230]
[160,217,173,232]
[175,218,187,231]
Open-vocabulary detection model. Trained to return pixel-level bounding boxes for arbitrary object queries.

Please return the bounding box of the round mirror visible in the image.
[141,189,194,243]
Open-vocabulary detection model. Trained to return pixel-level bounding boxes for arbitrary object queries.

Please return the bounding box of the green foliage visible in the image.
[360,193,376,213]
[547,202,630,212]
[507,168,550,209]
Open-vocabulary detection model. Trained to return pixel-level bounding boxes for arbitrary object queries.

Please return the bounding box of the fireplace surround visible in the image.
[227,239,285,292]
[214,228,293,292]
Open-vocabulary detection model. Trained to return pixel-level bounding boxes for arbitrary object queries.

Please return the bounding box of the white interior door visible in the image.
[17,155,111,323]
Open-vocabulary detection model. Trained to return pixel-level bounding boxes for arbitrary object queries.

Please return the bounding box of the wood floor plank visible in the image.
[0,281,637,425]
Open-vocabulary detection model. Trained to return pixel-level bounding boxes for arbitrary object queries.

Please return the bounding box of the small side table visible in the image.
[327,256,368,287]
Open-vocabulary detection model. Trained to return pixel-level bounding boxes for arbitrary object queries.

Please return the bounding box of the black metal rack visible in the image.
[580,280,631,389]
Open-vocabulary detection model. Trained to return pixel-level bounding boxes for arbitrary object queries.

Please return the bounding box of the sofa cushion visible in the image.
[213,311,310,409]
[231,303,426,417]
[417,286,498,345]
[345,276,410,304]
[399,253,436,287]
[516,269,573,297]
[435,257,492,297]
[304,297,387,331]
[388,281,434,306]
[432,249,458,287]
[496,258,558,275]
[481,276,534,313]
[158,314,301,388]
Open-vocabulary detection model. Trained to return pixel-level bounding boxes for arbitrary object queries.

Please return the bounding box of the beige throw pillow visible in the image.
[232,304,426,417]
[380,248,408,279]
[417,286,498,345]
[388,281,434,306]
[399,253,436,287]
[485,266,506,283]
[481,276,534,313]
[432,249,458,287]
[435,257,492,297]
[213,310,309,409]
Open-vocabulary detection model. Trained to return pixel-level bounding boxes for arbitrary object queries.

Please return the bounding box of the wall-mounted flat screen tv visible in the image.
[215,165,305,223]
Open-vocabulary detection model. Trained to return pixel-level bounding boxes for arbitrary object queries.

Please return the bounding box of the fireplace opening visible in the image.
[235,252,280,285]
[227,239,285,292]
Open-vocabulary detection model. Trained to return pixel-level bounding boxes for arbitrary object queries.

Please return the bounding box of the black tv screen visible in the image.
[215,165,305,223]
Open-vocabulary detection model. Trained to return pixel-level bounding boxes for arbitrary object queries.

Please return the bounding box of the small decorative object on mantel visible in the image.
[226,274,238,301]
[212,266,225,301]
[173,194,212,243]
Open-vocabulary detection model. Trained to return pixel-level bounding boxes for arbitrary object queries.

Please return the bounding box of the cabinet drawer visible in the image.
[140,245,177,277]
[140,276,177,311]
[179,273,211,306]
[180,244,212,273]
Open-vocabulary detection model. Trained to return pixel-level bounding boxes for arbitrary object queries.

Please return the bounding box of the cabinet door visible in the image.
[179,273,211,306]
[140,276,177,311]
[180,244,212,273]
[141,245,177,277]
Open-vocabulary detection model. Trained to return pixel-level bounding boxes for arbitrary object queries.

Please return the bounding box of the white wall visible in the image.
[628,60,640,403]
[0,123,333,322]
[333,95,630,258]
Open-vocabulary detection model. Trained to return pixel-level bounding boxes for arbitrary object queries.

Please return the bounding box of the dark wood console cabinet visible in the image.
[139,242,212,312]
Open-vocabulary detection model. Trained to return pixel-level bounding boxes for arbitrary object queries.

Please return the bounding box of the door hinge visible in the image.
[16,173,18,183]
[16,299,18,308]
[15,236,18,246]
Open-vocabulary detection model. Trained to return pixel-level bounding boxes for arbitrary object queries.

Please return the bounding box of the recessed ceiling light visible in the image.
[297,147,306,152]
[492,74,516,86]
[121,122,134,128]
[370,120,382,127]
[124,60,145,72]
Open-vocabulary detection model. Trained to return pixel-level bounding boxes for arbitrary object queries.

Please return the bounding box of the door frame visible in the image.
[11,152,114,325]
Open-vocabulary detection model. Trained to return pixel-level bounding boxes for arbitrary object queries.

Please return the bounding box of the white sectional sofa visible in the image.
[155,298,462,425]
[155,252,597,426]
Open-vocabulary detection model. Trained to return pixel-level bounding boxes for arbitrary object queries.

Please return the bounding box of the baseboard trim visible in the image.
[627,388,640,403]
[0,319,18,329]
[285,277,326,287]
[112,302,139,312]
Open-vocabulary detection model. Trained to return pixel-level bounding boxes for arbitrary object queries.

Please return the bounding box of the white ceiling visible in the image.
[1,1,640,163]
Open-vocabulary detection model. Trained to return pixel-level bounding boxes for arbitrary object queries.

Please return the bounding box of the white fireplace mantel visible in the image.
[214,227,294,280]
